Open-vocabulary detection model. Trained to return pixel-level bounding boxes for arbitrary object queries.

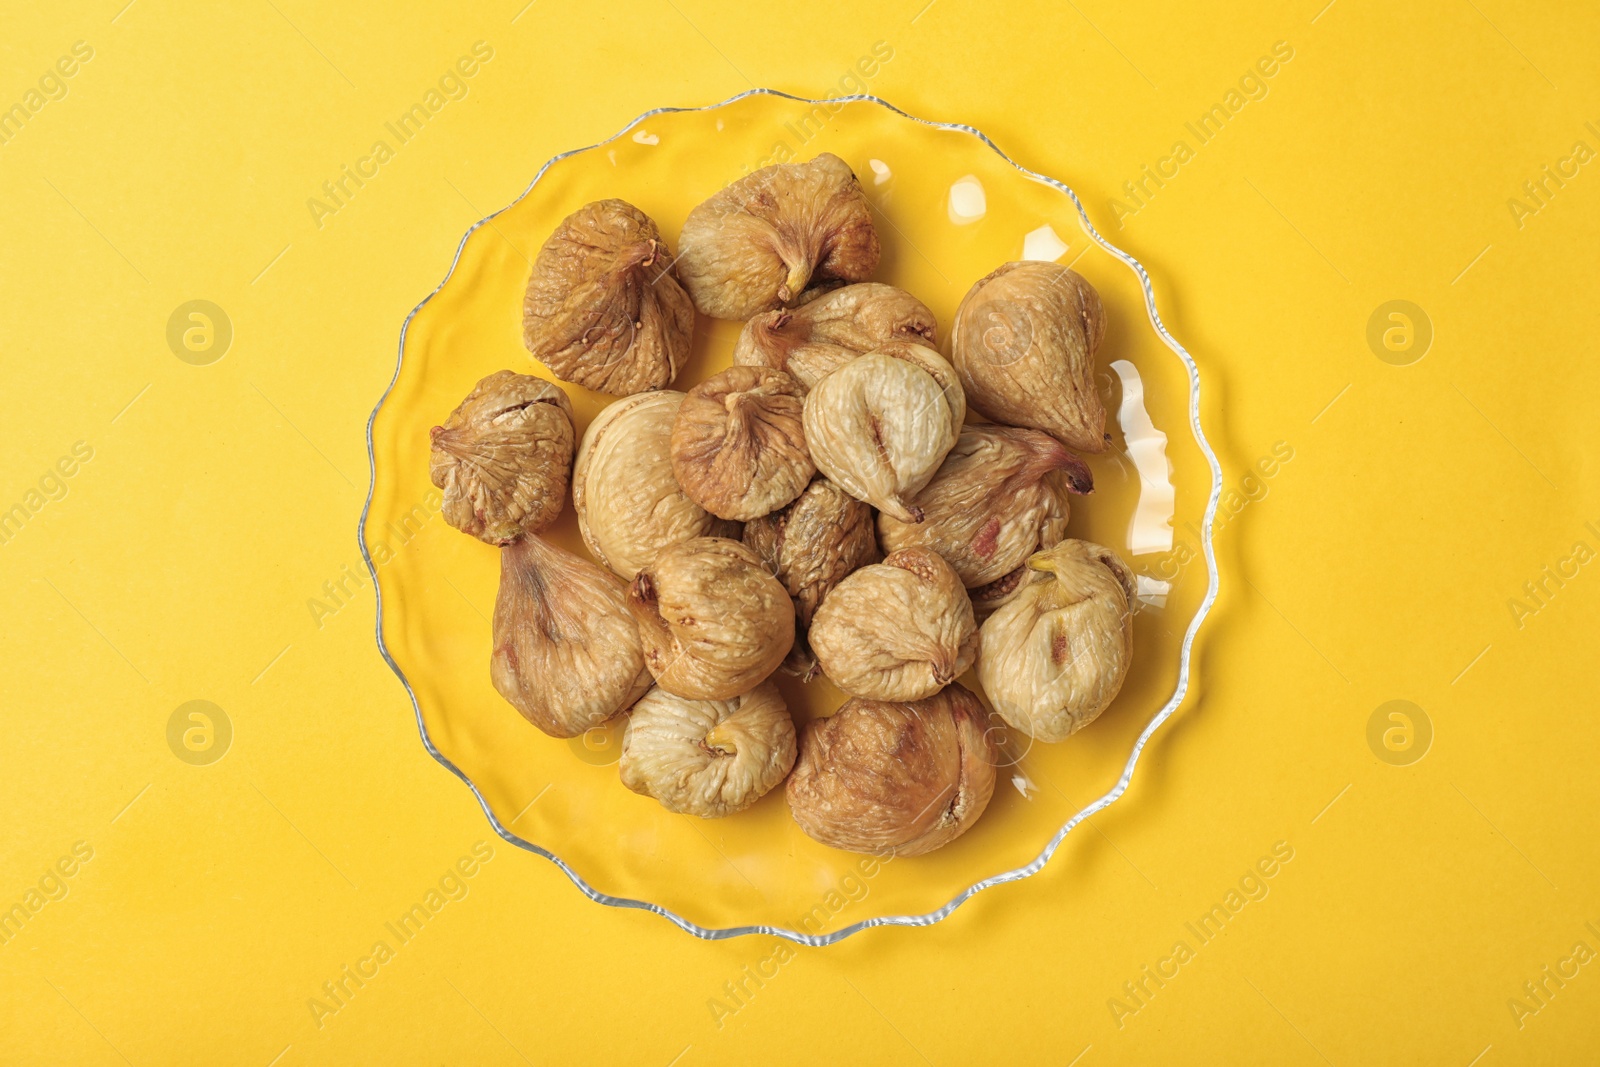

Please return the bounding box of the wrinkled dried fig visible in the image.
[733,283,938,389]
[872,339,967,429]
[677,154,880,320]
[490,534,652,738]
[626,537,795,700]
[573,391,732,580]
[429,371,575,545]
[522,199,695,395]
[786,685,997,857]
[743,477,880,679]
[802,347,963,523]
[978,539,1136,742]
[669,366,813,521]
[879,425,1094,587]
[808,548,977,702]
[619,683,796,818]
[951,261,1108,452]
[968,564,1032,624]
[793,278,847,305]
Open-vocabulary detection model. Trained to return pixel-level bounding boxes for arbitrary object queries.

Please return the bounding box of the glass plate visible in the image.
[362,89,1221,944]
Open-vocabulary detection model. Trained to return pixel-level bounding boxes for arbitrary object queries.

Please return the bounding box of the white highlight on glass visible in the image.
[947,174,986,224]
[1136,574,1172,609]
[1111,358,1175,556]
[1022,223,1069,262]
[632,130,659,145]
[868,158,892,185]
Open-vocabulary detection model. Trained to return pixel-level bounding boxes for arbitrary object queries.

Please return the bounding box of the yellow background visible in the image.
[2,0,1595,1063]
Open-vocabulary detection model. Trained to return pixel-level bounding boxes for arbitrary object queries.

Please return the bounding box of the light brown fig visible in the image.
[489,534,652,738]
[801,347,963,523]
[573,391,732,580]
[793,278,847,305]
[429,371,575,545]
[522,199,695,395]
[677,153,881,320]
[786,685,997,857]
[743,477,880,679]
[951,261,1108,452]
[626,537,795,700]
[977,539,1136,742]
[732,283,938,389]
[619,683,796,818]
[808,548,977,702]
[871,339,967,428]
[968,564,1033,624]
[669,366,814,521]
[878,425,1094,587]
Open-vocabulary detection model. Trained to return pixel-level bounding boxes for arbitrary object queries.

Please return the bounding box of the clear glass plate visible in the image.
[362,90,1220,943]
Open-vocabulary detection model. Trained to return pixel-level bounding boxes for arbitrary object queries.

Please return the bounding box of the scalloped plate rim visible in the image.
[358,87,1224,946]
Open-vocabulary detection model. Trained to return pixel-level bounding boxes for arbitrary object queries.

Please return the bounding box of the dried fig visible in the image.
[968,564,1032,624]
[669,366,813,521]
[878,425,1094,587]
[619,683,796,818]
[977,539,1136,742]
[743,477,880,679]
[808,548,977,702]
[733,283,938,389]
[522,199,695,395]
[802,347,963,523]
[490,534,652,738]
[871,339,967,429]
[786,686,997,857]
[429,371,575,545]
[677,153,880,320]
[573,391,730,580]
[626,537,795,700]
[951,261,1108,452]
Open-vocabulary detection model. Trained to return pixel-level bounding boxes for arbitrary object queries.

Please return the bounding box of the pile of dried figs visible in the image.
[429,153,1138,859]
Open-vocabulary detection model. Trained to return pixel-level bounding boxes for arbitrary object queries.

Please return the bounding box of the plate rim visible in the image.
[358,87,1224,946]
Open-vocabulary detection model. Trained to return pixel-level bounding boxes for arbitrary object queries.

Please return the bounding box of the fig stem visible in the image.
[1015,430,1094,495]
[703,723,739,757]
[779,260,810,304]
[629,572,657,606]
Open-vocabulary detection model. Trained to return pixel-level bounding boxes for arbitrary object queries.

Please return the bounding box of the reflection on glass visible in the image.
[1022,223,1069,262]
[947,174,986,224]
[1111,358,1175,557]
[1136,573,1172,609]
